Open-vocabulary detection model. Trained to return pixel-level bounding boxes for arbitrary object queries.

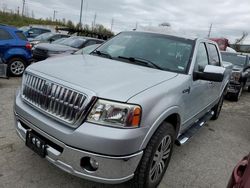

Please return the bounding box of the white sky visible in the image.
[1,0,250,44]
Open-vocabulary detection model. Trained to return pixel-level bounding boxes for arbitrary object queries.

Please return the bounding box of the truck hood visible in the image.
[27,55,178,102]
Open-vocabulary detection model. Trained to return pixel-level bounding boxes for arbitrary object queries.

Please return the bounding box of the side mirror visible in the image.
[194,65,225,82]
[49,38,55,43]
[28,31,34,35]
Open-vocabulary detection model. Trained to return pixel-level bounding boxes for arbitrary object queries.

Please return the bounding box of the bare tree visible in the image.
[234,32,248,52]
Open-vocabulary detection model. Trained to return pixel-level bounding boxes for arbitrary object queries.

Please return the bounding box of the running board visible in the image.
[176,111,214,146]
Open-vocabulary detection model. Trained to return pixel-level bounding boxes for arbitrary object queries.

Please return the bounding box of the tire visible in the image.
[7,58,26,77]
[248,86,250,92]
[132,122,175,188]
[230,85,243,102]
[211,94,224,120]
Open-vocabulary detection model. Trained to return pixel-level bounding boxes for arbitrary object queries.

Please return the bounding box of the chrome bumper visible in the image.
[15,113,143,184]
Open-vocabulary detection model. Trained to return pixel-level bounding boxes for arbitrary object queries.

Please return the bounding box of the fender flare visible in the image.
[139,106,181,150]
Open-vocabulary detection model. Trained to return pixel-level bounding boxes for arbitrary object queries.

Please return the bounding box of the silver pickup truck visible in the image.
[14,31,231,188]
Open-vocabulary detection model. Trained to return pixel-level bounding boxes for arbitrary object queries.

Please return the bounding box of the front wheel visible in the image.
[132,122,175,188]
[7,58,26,77]
[230,85,243,102]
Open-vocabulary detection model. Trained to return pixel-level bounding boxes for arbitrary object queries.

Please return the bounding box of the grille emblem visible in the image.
[41,82,52,109]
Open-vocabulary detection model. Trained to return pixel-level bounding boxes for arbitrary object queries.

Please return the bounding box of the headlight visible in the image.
[87,99,142,128]
[231,72,241,82]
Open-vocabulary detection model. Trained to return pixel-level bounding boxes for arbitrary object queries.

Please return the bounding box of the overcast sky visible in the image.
[1,0,250,43]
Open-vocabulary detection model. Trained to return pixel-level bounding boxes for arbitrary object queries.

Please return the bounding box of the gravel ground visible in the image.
[0,77,249,188]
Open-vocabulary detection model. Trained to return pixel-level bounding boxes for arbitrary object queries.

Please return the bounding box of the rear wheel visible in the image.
[7,58,26,77]
[132,122,175,188]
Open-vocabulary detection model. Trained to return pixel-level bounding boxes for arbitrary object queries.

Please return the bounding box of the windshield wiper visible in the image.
[117,56,163,70]
[92,50,113,59]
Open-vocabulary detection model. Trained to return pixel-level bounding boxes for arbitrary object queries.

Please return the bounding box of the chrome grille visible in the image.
[22,73,88,127]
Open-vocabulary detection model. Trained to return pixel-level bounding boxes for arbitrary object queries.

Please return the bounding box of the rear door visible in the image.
[0,28,13,59]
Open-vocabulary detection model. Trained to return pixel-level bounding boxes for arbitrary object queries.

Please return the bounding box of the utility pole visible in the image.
[79,0,84,28]
[111,18,114,32]
[53,10,57,21]
[22,0,25,16]
[93,13,97,28]
[208,23,213,38]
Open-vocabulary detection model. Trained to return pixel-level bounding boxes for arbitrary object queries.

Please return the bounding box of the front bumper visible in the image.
[15,113,143,184]
[227,83,241,94]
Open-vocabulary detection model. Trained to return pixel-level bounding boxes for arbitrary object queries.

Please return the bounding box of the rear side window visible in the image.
[207,44,220,66]
[15,31,27,41]
[0,29,13,40]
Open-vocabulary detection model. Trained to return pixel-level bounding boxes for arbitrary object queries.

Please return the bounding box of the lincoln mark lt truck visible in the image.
[14,31,231,188]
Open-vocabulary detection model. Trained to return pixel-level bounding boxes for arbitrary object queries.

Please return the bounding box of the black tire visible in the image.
[132,122,175,188]
[7,58,26,77]
[230,85,243,102]
[248,86,250,92]
[211,94,224,120]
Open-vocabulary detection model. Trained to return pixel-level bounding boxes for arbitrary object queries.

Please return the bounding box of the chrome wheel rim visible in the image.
[10,60,25,75]
[149,135,172,183]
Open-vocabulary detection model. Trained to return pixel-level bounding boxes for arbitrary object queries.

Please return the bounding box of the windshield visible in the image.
[57,36,86,48]
[34,32,53,40]
[19,26,29,32]
[75,44,100,55]
[52,38,65,44]
[221,53,246,67]
[93,32,194,73]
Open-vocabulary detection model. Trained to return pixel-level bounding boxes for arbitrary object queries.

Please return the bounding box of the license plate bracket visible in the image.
[26,131,46,158]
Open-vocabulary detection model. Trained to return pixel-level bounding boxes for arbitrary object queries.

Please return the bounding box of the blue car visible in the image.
[0,24,33,76]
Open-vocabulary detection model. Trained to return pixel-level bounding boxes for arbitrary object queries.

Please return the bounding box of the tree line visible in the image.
[0,11,114,38]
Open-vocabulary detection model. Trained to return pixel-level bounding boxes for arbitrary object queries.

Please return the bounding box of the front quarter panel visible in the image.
[127,74,190,150]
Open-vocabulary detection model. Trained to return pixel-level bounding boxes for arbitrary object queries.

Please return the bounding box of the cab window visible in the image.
[207,44,220,66]
[194,43,209,72]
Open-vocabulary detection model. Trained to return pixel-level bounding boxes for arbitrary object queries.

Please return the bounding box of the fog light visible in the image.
[90,158,99,170]
[80,157,99,172]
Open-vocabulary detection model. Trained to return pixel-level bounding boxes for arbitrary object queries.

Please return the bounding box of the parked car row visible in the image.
[0,24,105,77]
[32,36,104,61]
